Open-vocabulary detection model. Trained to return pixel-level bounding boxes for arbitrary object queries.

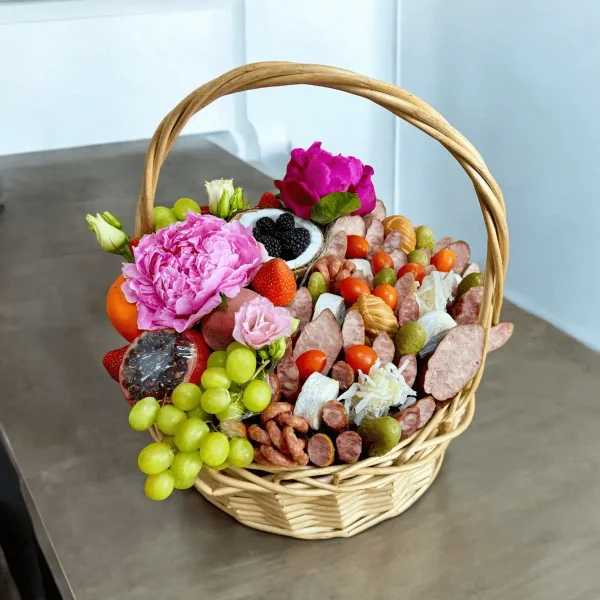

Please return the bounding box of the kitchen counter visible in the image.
[1,137,599,600]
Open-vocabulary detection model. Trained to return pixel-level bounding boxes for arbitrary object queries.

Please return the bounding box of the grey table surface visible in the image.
[1,137,599,600]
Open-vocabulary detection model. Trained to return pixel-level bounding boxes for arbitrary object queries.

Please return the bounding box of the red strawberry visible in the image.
[251,258,296,306]
[257,192,281,209]
[102,345,128,382]
[200,205,210,215]
[128,237,140,253]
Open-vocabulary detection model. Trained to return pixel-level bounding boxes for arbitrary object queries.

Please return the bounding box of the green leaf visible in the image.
[310,192,361,225]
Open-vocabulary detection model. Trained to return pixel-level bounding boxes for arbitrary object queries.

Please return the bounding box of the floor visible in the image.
[0,137,599,600]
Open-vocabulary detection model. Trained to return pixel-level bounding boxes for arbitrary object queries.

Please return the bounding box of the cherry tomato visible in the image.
[372,284,398,311]
[339,277,371,304]
[431,248,456,272]
[345,345,378,374]
[295,350,328,380]
[398,262,426,284]
[371,251,394,274]
[346,235,370,259]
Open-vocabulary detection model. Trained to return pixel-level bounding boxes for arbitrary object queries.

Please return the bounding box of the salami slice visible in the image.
[293,308,343,375]
[487,322,514,352]
[422,247,432,261]
[287,287,313,331]
[462,262,480,278]
[433,236,453,254]
[383,230,403,254]
[372,332,395,366]
[445,241,471,275]
[332,361,355,390]
[423,324,485,401]
[341,309,366,350]
[390,249,408,272]
[322,400,349,432]
[398,354,417,387]
[335,430,362,464]
[265,373,281,403]
[393,405,420,438]
[276,340,300,399]
[394,272,416,304]
[365,219,385,260]
[363,199,387,230]
[352,270,373,290]
[451,286,483,325]
[397,295,420,327]
[415,396,436,428]
[307,433,336,467]
[329,215,366,239]
[326,231,348,258]
[425,264,436,276]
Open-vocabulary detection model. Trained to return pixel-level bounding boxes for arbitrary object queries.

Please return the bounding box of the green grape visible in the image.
[228,438,254,468]
[173,475,197,490]
[128,397,159,431]
[155,405,187,435]
[170,451,203,480]
[226,348,257,384]
[153,206,178,231]
[172,197,201,221]
[199,432,230,467]
[226,341,252,357]
[161,435,177,450]
[186,405,210,421]
[212,459,231,471]
[207,351,227,369]
[215,398,245,422]
[171,383,202,411]
[201,367,231,390]
[144,471,175,501]
[137,442,174,475]
[242,379,272,413]
[200,388,231,414]
[174,417,209,452]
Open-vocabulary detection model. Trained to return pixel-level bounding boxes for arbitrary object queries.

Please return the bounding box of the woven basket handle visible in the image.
[135,61,508,326]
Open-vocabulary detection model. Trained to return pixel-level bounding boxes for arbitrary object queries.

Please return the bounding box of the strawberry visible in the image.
[200,205,210,215]
[128,237,140,253]
[257,192,281,209]
[102,345,128,382]
[251,258,296,306]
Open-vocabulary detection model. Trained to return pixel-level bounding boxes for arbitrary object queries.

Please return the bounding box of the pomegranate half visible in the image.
[119,329,209,406]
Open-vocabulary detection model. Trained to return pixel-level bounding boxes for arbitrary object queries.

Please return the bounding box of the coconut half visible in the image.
[238,208,325,278]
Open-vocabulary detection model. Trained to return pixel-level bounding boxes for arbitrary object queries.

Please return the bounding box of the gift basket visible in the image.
[88,62,510,539]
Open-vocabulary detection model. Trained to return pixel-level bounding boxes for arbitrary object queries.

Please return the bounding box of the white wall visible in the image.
[0,0,245,155]
[400,0,600,351]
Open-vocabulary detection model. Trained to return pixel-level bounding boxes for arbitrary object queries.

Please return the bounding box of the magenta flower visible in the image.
[122,214,267,333]
[274,141,376,219]
[232,296,292,350]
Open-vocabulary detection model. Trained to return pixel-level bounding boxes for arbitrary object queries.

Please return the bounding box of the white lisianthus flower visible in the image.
[205,178,234,217]
[86,212,132,260]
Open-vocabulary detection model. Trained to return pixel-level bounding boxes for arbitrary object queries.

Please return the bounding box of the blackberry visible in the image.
[254,216,276,236]
[276,212,295,231]
[281,227,311,260]
[256,234,282,258]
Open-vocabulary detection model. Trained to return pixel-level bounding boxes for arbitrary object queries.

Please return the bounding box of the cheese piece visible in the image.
[418,310,457,344]
[348,259,373,278]
[312,293,346,326]
[294,372,340,430]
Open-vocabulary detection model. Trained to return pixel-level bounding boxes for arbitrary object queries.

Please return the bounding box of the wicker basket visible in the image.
[138,62,508,539]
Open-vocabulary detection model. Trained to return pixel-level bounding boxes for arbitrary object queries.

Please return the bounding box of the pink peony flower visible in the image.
[122,214,268,333]
[232,296,292,350]
[274,141,376,219]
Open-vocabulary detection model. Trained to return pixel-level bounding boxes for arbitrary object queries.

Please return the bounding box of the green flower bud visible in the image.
[268,338,287,361]
[86,213,130,256]
[101,211,124,231]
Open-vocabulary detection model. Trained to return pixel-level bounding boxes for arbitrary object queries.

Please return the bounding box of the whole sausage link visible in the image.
[282,427,309,466]
[275,413,309,434]
[260,444,296,468]
[260,402,294,424]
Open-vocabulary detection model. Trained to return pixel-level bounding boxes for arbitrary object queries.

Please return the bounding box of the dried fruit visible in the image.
[350,294,399,337]
[251,258,296,306]
[382,215,416,253]
[119,329,210,405]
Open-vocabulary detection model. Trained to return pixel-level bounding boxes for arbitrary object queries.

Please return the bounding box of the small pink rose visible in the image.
[232,296,292,350]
